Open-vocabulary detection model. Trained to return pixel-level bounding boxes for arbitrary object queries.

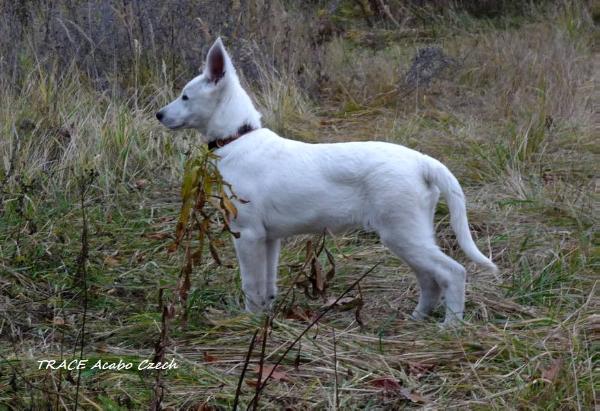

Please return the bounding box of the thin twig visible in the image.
[74,174,92,411]
[56,291,66,410]
[251,315,270,410]
[232,329,260,411]
[376,0,401,28]
[333,326,338,410]
[150,294,174,410]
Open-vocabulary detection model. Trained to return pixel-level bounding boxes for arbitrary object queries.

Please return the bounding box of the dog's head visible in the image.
[156,38,261,141]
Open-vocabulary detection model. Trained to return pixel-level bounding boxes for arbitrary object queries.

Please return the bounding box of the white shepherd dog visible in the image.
[157,38,498,324]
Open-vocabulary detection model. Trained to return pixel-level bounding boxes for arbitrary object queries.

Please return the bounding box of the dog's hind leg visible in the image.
[410,186,442,320]
[234,232,269,313]
[378,217,466,324]
[410,268,442,320]
[406,250,466,324]
[265,238,281,303]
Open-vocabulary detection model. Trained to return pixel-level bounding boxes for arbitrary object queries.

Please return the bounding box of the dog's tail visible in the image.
[427,159,498,273]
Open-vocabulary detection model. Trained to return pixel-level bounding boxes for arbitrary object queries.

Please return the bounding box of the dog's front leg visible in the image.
[266,239,281,302]
[234,233,268,313]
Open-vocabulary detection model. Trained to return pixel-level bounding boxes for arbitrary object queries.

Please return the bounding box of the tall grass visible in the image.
[0,63,184,197]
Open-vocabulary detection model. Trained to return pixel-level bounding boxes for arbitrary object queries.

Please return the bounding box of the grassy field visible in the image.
[0,1,598,409]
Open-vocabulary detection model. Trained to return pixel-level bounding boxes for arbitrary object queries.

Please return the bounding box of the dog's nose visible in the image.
[155,111,164,121]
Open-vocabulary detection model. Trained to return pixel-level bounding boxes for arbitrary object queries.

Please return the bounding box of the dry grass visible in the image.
[0,1,598,410]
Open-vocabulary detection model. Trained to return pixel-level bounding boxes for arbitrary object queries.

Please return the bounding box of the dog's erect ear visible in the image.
[206,37,228,84]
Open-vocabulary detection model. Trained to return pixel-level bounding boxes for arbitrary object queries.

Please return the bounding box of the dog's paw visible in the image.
[245,298,268,314]
[410,310,428,321]
[439,317,466,329]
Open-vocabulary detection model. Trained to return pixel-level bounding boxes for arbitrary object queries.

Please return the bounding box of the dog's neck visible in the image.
[208,124,256,150]
[204,79,262,141]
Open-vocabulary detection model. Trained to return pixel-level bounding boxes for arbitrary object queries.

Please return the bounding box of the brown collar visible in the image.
[208,124,255,151]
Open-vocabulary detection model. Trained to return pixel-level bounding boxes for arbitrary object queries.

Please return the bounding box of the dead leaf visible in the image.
[52,317,65,326]
[167,242,178,253]
[103,255,120,267]
[408,361,435,379]
[174,220,187,248]
[96,343,109,353]
[220,196,238,219]
[400,388,427,403]
[195,190,206,210]
[133,250,145,263]
[541,358,562,383]
[164,303,176,319]
[144,231,171,240]
[203,352,217,363]
[354,296,365,325]
[191,249,203,265]
[303,240,314,268]
[311,258,324,292]
[178,260,192,303]
[191,403,215,411]
[369,377,401,392]
[157,216,175,223]
[324,296,361,311]
[324,247,336,281]
[135,179,149,189]
[246,364,291,386]
[285,305,313,322]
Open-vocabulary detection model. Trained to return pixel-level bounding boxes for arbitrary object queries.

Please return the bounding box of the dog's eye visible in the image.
[182,94,189,101]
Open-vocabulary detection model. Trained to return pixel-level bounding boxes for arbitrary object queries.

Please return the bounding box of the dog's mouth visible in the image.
[166,123,185,130]
[159,120,185,130]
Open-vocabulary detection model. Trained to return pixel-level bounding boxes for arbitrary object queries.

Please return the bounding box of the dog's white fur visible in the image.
[157,38,498,324]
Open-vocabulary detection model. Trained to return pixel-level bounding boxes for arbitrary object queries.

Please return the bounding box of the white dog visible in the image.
[157,38,498,324]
